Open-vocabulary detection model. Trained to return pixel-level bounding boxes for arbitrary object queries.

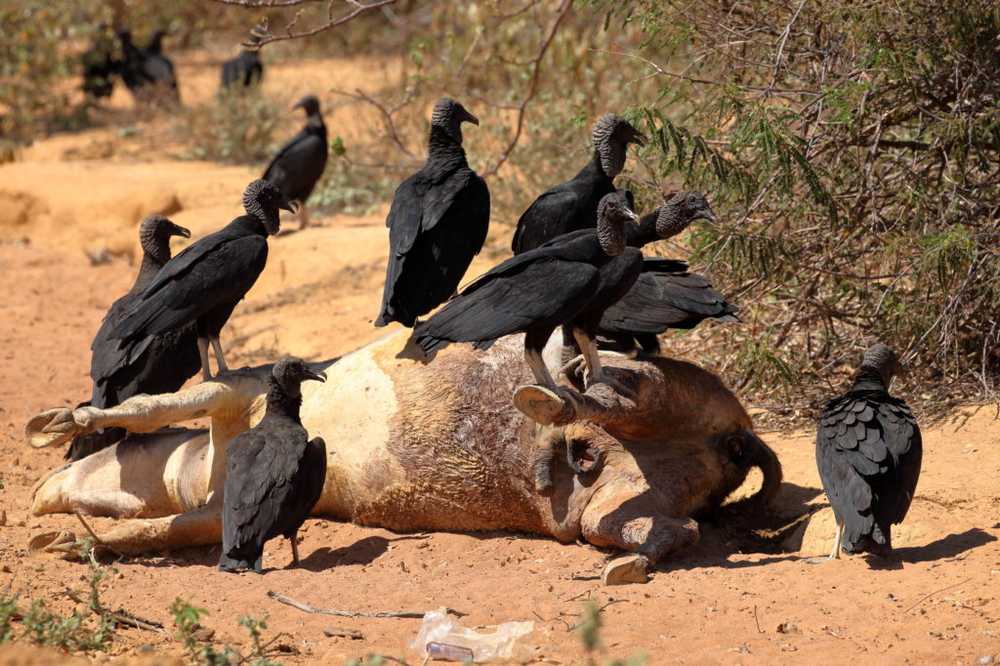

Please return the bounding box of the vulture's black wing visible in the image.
[598,258,738,334]
[262,127,327,202]
[816,391,922,551]
[223,427,306,557]
[114,229,267,342]
[413,250,600,354]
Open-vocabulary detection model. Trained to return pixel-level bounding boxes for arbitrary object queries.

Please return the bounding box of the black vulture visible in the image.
[66,215,201,461]
[262,95,327,230]
[111,179,294,379]
[221,47,263,90]
[81,28,117,100]
[411,191,641,396]
[597,191,737,355]
[117,30,179,104]
[220,357,327,573]
[510,113,644,255]
[816,344,922,559]
[375,97,490,328]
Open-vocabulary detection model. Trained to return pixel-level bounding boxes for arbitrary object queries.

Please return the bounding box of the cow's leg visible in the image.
[26,378,254,450]
[580,480,700,563]
[81,503,223,557]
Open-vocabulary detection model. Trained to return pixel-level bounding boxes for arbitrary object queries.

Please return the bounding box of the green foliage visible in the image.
[171,598,235,666]
[175,90,283,164]
[0,551,117,653]
[576,602,646,666]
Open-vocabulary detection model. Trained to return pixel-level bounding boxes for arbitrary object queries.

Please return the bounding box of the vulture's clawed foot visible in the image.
[512,384,580,427]
[560,354,586,383]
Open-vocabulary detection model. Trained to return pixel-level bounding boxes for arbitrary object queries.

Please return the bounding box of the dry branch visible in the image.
[480,0,575,178]
[267,590,467,618]
[211,0,397,46]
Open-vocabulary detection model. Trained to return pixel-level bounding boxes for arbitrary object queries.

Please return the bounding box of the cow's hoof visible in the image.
[513,385,575,426]
[28,530,81,561]
[601,554,650,585]
[25,409,80,449]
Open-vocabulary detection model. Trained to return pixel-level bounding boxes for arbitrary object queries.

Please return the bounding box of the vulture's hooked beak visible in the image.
[280,197,298,214]
[700,206,718,224]
[462,108,480,126]
[304,369,327,383]
[631,131,647,147]
[171,224,192,239]
[625,208,640,223]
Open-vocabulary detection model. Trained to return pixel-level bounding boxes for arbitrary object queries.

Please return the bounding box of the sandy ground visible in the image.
[1,52,999,666]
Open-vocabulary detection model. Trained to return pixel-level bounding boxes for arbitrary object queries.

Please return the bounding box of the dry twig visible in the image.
[211,0,397,46]
[267,590,466,618]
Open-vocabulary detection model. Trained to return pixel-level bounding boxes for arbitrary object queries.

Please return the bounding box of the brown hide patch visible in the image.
[359,335,552,535]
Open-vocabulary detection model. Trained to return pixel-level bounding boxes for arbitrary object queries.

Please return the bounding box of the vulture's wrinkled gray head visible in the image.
[859,343,902,387]
[591,114,645,178]
[292,94,321,117]
[596,190,639,256]
[656,191,717,238]
[271,356,327,396]
[138,215,190,263]
[243,179,296,235]
[430,97,479,144]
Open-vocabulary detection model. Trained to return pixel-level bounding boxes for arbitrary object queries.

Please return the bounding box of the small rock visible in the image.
[191,625,215,642]
[776,622,800,634]
[601,554,649,586]
[978,656,994,665]
[0,510,6,526]
[780,643,798,652]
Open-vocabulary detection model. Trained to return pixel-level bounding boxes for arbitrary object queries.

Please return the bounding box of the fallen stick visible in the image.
[63,589,163,633]
[267,591,467,619]
[74,513,124,560]
[323,627,365,640]
[904,577,973,614]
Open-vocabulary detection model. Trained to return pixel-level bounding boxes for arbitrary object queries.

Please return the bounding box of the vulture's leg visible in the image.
[829,521,844,560]
[806,521,845,564]
[197,337,212,381]
[572,328,635,398]
[524,346,558,390]
[210,337,229,374]
[297,203,310,230]
[289,536,300,567]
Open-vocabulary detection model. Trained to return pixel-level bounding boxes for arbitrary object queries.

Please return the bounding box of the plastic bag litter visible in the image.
[412,608,535,663]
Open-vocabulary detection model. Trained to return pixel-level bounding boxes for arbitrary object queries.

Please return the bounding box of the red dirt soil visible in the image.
[0,53,998,666]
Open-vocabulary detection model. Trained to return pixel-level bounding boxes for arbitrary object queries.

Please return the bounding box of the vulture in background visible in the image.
[816,343,922,559]
[412,191,641,397]
[81,27,117,100]
[66,215,200,461]
[221,36,264,90]
[220,357,327,573]
[511,113,644,254]
[375,97,490,328]
[262,95,327,230]
[111,180,294,379]
[597,191,738,355]
[117,29,179,103]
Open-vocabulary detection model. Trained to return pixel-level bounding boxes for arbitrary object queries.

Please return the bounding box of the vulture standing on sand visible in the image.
[262,95,327,230]
[597,191,738,355]
[111,179,295,379]
[816,343,922,559]
[219,357,327,573]
[117,29,179,103]
[412,191,641,396]
[67,215,201,461]
[510,113,644,255]
[375,97,490,328]
[81,28,117,100]
[220,38,263,90]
